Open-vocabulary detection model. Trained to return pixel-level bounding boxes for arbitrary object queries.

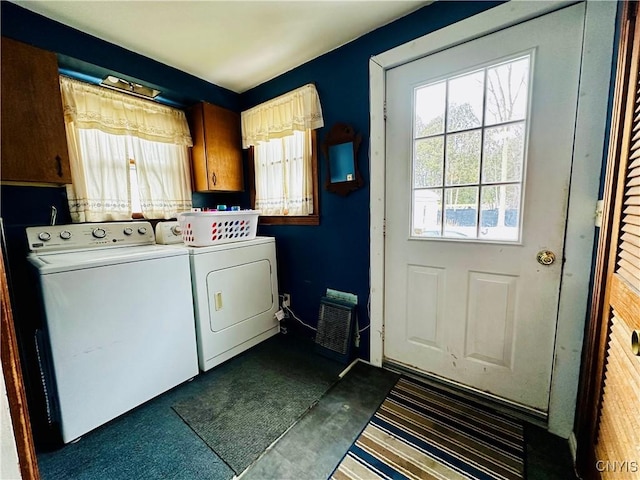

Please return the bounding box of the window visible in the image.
[241,84,323,226]
[129,159,142,215]
[412,54,531,241]
[59,76,193,223]
[247,130,319,225]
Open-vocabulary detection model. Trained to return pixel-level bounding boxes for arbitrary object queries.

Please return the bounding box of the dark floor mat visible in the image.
[241,362,400,480]
[172,336,344,474]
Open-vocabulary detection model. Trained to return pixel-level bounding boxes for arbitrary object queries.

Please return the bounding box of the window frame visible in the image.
[411,53,531,243]
[247,130,320,226]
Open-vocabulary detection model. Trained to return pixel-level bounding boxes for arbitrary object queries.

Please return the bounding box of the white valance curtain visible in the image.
[241,84,323,216]
[60,76,193,222]
[241,83,323,148]
[60,77,192,146]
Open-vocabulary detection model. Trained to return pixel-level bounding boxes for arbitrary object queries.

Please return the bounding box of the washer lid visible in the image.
[29,244,188,274]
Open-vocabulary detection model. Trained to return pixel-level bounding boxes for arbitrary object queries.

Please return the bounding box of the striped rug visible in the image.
[331,376,525,480]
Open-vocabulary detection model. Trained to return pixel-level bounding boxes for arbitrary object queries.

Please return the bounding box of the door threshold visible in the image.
[383,360,548,428]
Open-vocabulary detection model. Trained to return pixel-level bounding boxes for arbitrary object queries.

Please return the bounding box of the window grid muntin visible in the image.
[411,53,530,241]
[415,118,526,145]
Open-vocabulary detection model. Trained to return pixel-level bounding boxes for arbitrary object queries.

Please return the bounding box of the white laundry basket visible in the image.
[177,211,260,246]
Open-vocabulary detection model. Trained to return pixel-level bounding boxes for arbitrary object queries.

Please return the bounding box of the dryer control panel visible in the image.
[155,221,184,245]
[26,221,155,252]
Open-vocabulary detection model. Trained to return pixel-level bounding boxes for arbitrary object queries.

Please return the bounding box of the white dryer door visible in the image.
[206,259,274,332]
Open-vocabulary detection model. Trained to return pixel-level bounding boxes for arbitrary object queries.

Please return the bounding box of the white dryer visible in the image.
[156,222,280,371]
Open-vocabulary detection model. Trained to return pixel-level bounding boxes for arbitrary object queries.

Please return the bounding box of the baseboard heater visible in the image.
[314,297,356,364]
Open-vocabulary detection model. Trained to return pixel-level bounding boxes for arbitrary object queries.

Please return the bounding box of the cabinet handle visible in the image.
[55,155,63,177]
[212,172,217,186]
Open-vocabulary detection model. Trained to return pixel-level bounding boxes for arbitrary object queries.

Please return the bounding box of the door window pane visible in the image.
[485,57,530,126]
[447,70,484,132]
[415,82,446,137]
[482,123,525,183]
[411,54,531,242]
[446,130,481,186]
[444,187,478,238]
[412,189,442,237]
[414,136,444,188]
[480,185,521,241]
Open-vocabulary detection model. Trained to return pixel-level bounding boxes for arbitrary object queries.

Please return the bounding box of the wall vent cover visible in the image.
[315,297,356,364]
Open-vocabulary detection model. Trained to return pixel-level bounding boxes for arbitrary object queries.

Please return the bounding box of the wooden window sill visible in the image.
[259,214,319,226]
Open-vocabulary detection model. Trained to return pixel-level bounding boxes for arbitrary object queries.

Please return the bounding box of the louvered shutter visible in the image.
[594,4,640,475]
[619,154,640,290]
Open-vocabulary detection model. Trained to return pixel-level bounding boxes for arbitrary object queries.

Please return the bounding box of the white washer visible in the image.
[156,222,280,371]
[26,222,198,444]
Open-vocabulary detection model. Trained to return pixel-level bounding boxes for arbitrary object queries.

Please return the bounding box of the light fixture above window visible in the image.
[100,75,161,99]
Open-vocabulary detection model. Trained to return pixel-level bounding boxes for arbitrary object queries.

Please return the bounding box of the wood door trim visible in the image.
[1,252,40,479]
[575,2,638,478]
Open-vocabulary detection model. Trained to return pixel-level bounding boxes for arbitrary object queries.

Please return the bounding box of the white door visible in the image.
[384,4,585,412]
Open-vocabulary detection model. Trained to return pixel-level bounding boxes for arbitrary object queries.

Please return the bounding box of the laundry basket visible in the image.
[177,210,260,246]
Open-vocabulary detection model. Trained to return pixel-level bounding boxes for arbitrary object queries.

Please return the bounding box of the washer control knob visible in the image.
[59,230,72,240]
[123,227,134,236]
[92,228,107,239]
[138,227,148,235]
[171,225,182,236]
[38,232,51,241]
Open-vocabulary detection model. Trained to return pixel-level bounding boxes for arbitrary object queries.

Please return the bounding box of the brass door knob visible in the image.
[632,330,640,356]
[536,250,556,266]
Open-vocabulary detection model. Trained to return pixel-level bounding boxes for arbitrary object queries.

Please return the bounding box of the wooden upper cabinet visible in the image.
[189,102,243,192]
[1,37,71,184]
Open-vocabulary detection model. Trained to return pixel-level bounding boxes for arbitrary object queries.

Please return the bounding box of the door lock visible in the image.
[536,250,556,266]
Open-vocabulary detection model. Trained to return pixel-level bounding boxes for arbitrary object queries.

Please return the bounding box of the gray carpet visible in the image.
[37,376,234,480]
[171,336,344,474]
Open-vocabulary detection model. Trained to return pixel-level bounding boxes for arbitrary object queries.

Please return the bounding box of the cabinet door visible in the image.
[1,37,71,184]
[190,102,243,192]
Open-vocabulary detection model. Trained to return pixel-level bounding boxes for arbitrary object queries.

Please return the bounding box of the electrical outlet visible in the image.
[282,293,291,308]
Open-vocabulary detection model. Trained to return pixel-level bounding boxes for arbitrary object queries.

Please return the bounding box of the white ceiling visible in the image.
[12,1,430,93]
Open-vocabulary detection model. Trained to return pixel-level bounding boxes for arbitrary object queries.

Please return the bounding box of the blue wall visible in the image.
[1,1,504,371]
[242,1,503,357]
